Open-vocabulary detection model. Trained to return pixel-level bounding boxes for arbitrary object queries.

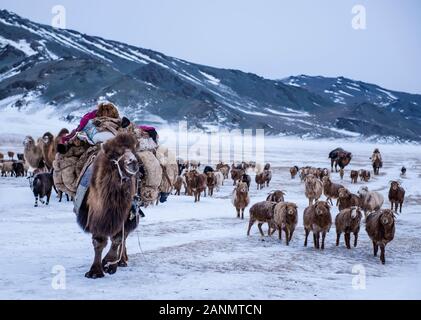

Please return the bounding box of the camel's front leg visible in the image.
[85,236,108,279]
[102,233,123,275]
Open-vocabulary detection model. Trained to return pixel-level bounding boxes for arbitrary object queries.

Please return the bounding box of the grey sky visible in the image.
[1,0,421,93]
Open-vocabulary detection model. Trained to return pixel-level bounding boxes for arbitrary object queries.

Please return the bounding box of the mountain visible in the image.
[1,10,421,142]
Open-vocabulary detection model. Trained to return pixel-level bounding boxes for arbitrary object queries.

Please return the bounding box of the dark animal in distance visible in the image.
[388,181,405,213]
[329,148,352,172]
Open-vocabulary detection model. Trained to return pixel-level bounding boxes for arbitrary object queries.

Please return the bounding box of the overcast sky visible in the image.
[1,0,421,93]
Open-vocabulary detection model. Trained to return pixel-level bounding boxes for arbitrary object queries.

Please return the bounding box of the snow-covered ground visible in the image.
[1,112,421,300]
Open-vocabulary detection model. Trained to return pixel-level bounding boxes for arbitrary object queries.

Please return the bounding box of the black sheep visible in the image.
[32,173,54,207]
[12,162,25,177]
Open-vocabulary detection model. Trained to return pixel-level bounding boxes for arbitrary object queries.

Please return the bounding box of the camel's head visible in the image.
[380,209,395,226]
[42,132,54,145]
[23,136,35,148]
[103,133,139,179]
[314,201,330,216]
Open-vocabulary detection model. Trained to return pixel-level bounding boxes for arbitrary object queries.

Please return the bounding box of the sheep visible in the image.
[7,151,15,160]
[217,164,230,180]
[0,152,3,161]
[203,166,214,174]
[322,176,344,206]
[304,174,323,206]
[339,168,344,180]
[335,207,362,249]
[206,171,217,196]
[264,163,271,171]
[12,162,25,177]
[256,170,272,190]
[388,181,405,213]
[32,172,54,207]
[290,166,299,179]
[365,209,395,264]
[319,168,330,180]
[247,201,277,236]
[359,169,371,182]
[350,170,359,184]
[185,170,207,202]
[357,186,384,217]
[17,153,24,161]
[272,202,298,245]
[232,181,250,219]
[337,187,360,211]
[266,190,286,203]
[173,176,185,196]
[1,161,14,177]
[303,201,332,250]
[231,168,244,186]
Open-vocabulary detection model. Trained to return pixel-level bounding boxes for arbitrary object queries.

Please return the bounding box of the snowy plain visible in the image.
[0,109,421,300]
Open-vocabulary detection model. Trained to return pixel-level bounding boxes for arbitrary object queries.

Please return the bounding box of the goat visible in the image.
[366,209,395,264]
[335,207,362,249]
[303,201,332,250]
[206,171,217,196]
[32,172,54,207]
[272,202,298,245]
[350,170,359,184]
[304,174,323,206]
[322,176,344,206]
[359,169,371,182]
[337,187,360,211]
[266,190,285,203]
[290,166,299,179]
[232,182,250,219]
[247,201,277,236]
[388,181,405,213]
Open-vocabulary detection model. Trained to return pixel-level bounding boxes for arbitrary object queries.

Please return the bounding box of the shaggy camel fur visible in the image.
[78,133,139,279]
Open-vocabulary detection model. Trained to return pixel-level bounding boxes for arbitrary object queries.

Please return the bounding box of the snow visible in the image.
[1,112,421,300]
[199,71,221,86]
[377,88,398,101]
[0,36,37,56]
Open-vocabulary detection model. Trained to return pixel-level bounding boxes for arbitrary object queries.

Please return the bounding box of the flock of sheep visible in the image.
[174,152,405,265]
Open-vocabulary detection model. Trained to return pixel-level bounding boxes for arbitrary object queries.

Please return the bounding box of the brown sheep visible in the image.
[272,202,298,245]
[358,186,384,218]
[303,201,332,250]
[290,166,299,179]
[173,176,185,196]
[206,171,217,196]
[266,190,285,203]
[322,176,344,206]
[0,152,3,161]
[216,162,230,180]
[335,207,362,249]
[247,201,277,236]
[337,187,360,211]
[350,170,359,183]
[232,182,250,219]
[388,181,405,213]
[365,209,395,264]
[304,174,323,206]
[185,170,207,202]
[231,168,244,186]
[256,170,272,190]
[359,169,371,182]
[1,161,14,177]
[7,151,15,160]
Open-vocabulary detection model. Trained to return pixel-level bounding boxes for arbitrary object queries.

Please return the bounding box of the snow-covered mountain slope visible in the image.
[1,9,421,141]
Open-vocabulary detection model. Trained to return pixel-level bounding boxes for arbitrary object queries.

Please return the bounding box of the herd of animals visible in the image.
[0,140,408,273]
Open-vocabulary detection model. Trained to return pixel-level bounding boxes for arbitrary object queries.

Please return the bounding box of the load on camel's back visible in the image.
[53,102,132,198]
[329,147,352,172]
